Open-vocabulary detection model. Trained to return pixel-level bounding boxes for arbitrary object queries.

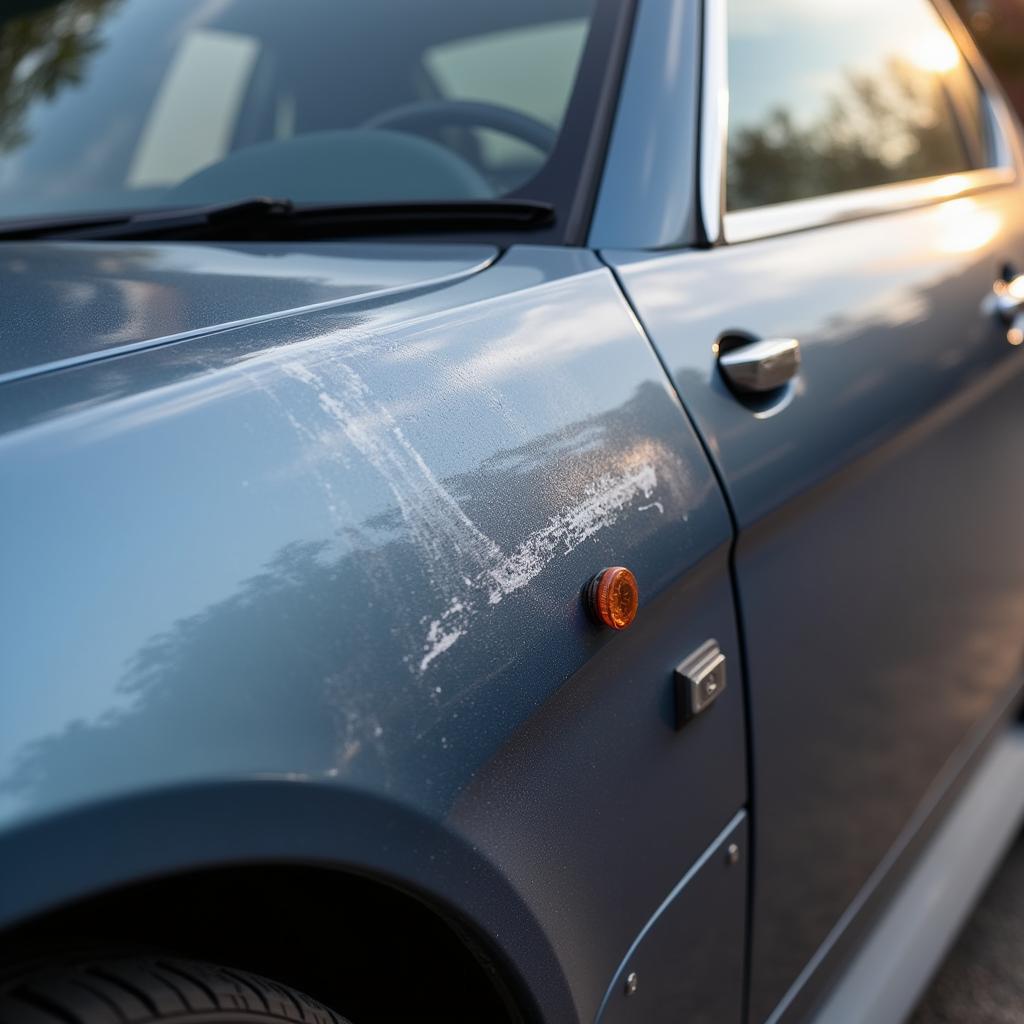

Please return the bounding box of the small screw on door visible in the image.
[726,843,740,866]
[624,972,639,997]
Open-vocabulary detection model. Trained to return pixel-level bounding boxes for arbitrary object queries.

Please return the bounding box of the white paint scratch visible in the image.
[483,464,657,604]
[282,359,502,585]
[418,597,468,672]
[277,356,669,675]
[418,624,464,672]
[413,461,662,672]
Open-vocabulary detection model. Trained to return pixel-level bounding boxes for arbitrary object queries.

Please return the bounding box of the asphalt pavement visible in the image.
[911,832,1024,1022]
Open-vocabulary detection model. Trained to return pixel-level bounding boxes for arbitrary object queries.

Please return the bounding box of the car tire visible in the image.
[0,957,352,1024]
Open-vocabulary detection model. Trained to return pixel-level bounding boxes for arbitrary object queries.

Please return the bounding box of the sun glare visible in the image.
[909,31,960,73]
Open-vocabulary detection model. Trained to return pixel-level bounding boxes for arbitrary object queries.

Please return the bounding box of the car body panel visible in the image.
[588,0,702,251]
[606,178,1024,1021]
[0,242,742,1022]
[594,812,748,1024]
[453,551,746,1021]
[0,778,579,1022]
[811,726,1024,1024]
[4,0,1024,1020]
[0,240,497,383]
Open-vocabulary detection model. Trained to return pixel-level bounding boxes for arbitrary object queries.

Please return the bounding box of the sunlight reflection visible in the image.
[934,198,1001,254]
[908,31,960,73]
[922,174,972,199]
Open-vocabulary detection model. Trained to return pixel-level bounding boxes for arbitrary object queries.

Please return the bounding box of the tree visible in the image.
[0,0,121,152]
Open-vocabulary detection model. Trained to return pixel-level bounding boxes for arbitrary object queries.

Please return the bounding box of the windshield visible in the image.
[0,0,611,231]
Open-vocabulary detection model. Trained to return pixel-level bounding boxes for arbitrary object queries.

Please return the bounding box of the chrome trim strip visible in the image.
[724,167,1017,244]
[986,82,1023,171]
[698,0,728,244]
[988,91,1014,169]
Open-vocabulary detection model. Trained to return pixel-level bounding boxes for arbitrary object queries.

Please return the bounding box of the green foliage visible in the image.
[728,57,969,209]
[0,0,120,152]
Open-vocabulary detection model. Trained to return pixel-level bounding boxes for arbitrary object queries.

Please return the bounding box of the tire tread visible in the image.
[0,959,350,1024]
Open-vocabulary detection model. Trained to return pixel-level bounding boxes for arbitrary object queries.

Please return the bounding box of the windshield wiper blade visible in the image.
[0,198,289,241]
[0,197,555,241]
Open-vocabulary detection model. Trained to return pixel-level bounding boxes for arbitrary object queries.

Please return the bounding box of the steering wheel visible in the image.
[363,99,557,154]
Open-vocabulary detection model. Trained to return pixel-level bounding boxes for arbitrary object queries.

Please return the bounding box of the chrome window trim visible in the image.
[701,0,1021,247]
[724,167,1017,244]
[698,0,728,244]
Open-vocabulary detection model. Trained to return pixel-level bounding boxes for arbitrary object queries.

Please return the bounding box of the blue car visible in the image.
[1,1,1023,1022]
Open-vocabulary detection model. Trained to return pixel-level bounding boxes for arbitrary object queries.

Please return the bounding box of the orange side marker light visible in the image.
[586,566,639,630]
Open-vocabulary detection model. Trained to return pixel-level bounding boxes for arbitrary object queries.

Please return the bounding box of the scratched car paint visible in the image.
[1,241,728,814]
[1,1,1024,1023]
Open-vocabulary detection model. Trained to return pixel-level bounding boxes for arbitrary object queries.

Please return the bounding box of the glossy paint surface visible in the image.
[588,0,701,250]
[0,242,739,1021]
[0,240,496,382]
[607,181,1024,1022]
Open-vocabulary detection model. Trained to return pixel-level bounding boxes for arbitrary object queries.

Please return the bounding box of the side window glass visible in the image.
[726,0,985,211]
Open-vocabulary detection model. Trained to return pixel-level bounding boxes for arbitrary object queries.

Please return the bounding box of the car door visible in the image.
[603,0,1024,1020]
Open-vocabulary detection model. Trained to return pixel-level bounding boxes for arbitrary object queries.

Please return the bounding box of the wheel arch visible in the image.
[0,780,573,1022]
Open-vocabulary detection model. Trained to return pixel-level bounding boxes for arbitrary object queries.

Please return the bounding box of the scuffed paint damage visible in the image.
[419,601,467,672]
[413,462,662,672]
[276,354,671,675]
[484,463,658,605]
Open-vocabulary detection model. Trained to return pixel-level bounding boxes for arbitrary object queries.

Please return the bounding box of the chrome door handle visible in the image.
[718,337,801,394]
[993,275,1024,323]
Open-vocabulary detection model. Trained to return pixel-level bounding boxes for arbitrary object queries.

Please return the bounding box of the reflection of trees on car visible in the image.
[1,379,676,810]
[728,58,969,210]
[0,0,120,152]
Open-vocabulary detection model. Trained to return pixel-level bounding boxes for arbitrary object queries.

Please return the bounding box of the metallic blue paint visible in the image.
[4,2,1024,1020]
[594,812,748,1024]
[0,240,497,383]
[453,549,746,1021]
[0,242,740,1022]
[606,179,1024,1022]
[588,0,702,251]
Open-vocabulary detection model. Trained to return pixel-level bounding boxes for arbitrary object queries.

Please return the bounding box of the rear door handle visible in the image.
[718,336,801,394]
[993,275,1024,322]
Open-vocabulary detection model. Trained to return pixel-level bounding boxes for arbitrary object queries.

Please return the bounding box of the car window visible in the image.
[126,29,262,189]
[726,0,987,211]
[0,0,605,223]
[424,20,588,194]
